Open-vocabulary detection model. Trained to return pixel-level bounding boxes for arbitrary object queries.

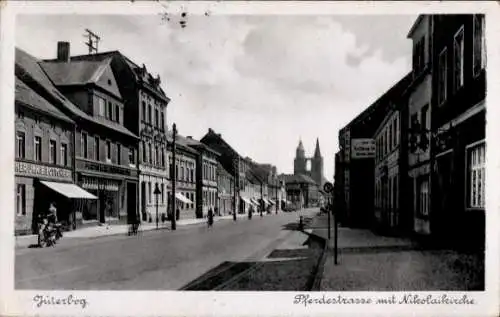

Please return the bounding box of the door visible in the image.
[141,182,146,221]
[433,153,454,239]
[127,182,137,224]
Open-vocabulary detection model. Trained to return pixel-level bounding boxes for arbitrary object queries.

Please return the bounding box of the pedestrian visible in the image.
[208,207,214,228]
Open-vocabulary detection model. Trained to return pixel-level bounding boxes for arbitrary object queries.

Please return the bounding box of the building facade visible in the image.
[40,42,140,226]
[430,14,486,249]
[14,75,77,235]
[406,15,434,237]
[217,163,234,216]
[166,133,197,220]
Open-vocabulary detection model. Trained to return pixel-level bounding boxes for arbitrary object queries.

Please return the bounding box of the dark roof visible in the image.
[167,132,199,156]
[181,136,221,156]
[15,77,74,124]
[47,50,170,103]
[217,162,234,179]
[201,128,241,159]
[15,48,138,139]
[281,173,317,185]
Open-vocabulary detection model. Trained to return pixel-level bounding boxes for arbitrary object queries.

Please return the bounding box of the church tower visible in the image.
[294,139,306,175]
[311,138,324,186]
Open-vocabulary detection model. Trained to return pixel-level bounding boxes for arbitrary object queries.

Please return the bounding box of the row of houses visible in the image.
[334,14,486,250]
[14,42,286,235]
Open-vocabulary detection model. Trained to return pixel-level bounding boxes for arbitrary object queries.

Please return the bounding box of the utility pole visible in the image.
[171,123,177,231]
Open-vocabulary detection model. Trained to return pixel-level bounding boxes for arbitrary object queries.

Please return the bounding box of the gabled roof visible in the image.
[15,47,138,139]
[15,76,74,124]
[48,50,170,103]
[200,128,242,159]
[181,135,221,156]
[167,132,199,156]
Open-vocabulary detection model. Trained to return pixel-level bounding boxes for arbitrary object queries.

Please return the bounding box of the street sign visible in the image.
[323,182,334,193]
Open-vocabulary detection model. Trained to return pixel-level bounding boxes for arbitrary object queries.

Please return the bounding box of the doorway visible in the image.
[127,182,137,224]
[433,152,454,240]
[141,181,146,221]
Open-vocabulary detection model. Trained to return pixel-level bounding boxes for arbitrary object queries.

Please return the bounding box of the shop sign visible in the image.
[77,159,135,177]
[81,176,120,191]
[15,161,72,180]
[351,139,376,159]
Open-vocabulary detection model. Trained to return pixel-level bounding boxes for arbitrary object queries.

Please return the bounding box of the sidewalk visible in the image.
[15,214,236,248]
[310,214,484,291]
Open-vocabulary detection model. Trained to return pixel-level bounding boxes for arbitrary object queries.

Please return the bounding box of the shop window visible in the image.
[61,143,68,166]
[468,142,486,208]
[453,26,465,92]
[16,131,25,159]
[34,136,42,161]
[16,184,26,216]
[473,15,486,76]
[438,48,448,105]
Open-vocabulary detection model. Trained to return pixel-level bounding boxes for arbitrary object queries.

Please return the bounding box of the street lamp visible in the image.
[154,183,161,230]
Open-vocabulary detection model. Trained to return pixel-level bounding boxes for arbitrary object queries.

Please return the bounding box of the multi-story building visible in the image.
[405,15,434,237]
[13,52,91,234]
[374,102,407,234]
[336,73,413,228]
[430,14,486,249]
[217,162,234,216]
[182,136,220,218]
[58,49,171,224]
[166,133,197,220]
[40,43,141,226]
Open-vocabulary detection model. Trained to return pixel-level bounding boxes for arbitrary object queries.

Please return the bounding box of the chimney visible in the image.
[57,41,70,62]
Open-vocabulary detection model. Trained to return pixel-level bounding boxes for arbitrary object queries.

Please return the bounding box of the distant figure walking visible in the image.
[207,207,214,228]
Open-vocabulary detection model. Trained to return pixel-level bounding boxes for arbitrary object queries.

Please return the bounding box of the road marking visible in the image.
[17,265,88,283]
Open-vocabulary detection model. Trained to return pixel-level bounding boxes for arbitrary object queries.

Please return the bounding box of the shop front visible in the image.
[76,159,139,226]
[15,161,96,235]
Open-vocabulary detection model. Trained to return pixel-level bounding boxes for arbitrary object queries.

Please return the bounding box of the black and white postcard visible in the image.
[0,1,499,316]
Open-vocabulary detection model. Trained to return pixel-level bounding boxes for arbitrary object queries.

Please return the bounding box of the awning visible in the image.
[250,198,260,206]
[264,198,273,205]
[40,181,97,199]
[175,192,193,204]
[268,199,276,205]
[240,196,251,205]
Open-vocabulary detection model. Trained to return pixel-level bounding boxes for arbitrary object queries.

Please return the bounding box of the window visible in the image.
[181,167,185,181]
[438,48,448,105]
[473,15,486,76]
[81,133,88,158]
[148,104,152,123]
[94,136,100,161]
[191,169,194,183]
[413,37,425,74]
[148,143,152,164]
[49,140,57,164]
[129,148,135,165]
[142,142,147,164]
[142,101,146,121]
[421,105,429,131]
[107,101,113,119]
[388,125,392,152]
[160,111,165,130]
[468,142,486,208]
[148,182,152,204]
[155,109,159,127]
[162,150,165,167]
[61,143,68,166]
[454,27,465,91]
[98,96,106,116]
[16,184,26,216]
[115,105,120,123]
[418,178,429,217]
[155,146,159,166]
[117,143,121,165]
[34,136,42,161]
[16,131,25,159]
[176,165,179,179]
[106,141,111,162]
[395,116,399,146]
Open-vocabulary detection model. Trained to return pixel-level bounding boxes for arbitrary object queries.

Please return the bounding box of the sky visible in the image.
[15,12,417,180]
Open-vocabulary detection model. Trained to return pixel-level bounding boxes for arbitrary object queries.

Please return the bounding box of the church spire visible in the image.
[314,137,321,157]
[296,138,305,156]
